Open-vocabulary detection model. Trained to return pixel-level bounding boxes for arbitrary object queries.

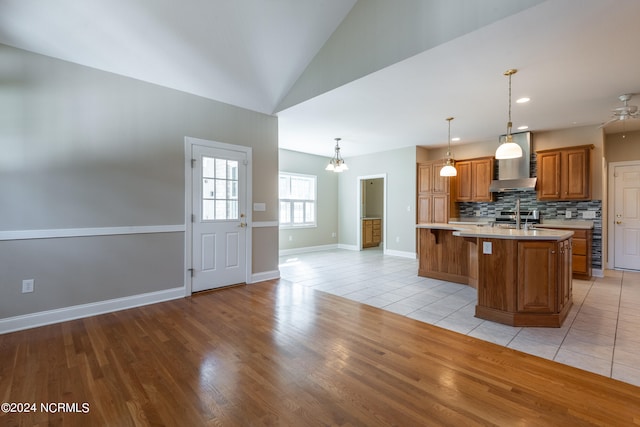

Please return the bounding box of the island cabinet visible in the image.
[536,145,593,201]
[476,237,573,327]
[417,161,453,224]
[455,157,494,202]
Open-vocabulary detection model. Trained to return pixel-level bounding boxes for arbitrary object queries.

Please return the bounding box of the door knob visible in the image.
[616,221,622,225]
[239,222,247,228]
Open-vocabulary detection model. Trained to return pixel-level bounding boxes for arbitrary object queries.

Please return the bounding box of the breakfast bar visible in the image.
[417,223,574,327]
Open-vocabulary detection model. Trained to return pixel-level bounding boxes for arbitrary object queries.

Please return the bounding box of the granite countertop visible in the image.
[416,223,573,241]
[534,220,594,229]
[449,217,595,230]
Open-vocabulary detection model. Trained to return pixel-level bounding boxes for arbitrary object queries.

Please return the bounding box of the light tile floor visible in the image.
[278,248,640,387]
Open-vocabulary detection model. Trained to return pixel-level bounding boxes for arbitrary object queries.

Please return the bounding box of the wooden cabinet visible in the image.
[517,241,558,313]
[418,162,448,194]
[558,238,573,311]
[417,161,453,223]
[455,157,494,202]
[536,226,593,280]
[517,239,572,314]
[536,145,592,201]
[476,236,573,327]
[362,218,381,248]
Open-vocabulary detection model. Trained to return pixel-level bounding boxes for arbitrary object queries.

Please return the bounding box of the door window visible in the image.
[202,157,239,220]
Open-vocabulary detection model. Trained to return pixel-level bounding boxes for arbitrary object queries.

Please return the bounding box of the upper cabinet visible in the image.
[455,157,494,202]
[536,145,593,201]
[417,160,453,224]
[418,162,449,194]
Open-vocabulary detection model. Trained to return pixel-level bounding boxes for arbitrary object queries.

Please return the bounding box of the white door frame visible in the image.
[607,160,640,270]
[356,174,387,251]
[184,136,253,296]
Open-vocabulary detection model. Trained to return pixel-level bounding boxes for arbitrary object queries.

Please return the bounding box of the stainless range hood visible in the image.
[489,131,537,192]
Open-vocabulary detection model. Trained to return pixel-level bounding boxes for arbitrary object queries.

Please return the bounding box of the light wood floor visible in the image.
[2,279,639,426]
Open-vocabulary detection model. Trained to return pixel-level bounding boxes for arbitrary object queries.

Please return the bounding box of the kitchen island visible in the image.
[417,223,574,327]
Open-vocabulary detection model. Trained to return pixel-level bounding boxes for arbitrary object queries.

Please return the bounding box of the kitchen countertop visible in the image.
[416,223,574,241]
[449,218,594,230]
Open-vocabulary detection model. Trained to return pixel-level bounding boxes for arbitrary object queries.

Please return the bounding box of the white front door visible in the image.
[191,143,248,291]
[613,164,640,270]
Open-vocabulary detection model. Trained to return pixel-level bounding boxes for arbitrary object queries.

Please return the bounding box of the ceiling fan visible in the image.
[600,93,639,128]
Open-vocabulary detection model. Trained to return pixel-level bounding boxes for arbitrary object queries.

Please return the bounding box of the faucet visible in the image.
[515,198,521,230]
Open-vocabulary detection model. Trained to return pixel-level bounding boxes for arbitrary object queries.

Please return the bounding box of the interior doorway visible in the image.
[609,161,640,271]
[357,174,387,251]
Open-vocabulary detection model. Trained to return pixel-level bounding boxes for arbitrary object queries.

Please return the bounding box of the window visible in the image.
[202,156,238,220]
[279,172,316,227]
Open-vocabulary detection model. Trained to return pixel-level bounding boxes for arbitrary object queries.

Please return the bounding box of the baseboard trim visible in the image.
[337,243,359,251]
[250,270,280,284]
[592,268,604,278]
[279,244,339,256]
[0,287,185,334]
[384,249,417,259]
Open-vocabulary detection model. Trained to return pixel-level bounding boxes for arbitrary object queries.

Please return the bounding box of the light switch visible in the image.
[253,202,266,212]
[482,241,492,254]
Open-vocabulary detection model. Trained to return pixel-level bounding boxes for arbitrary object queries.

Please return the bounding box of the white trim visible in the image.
[279,244,339,256]
[338,243,359,251]
[0,287,184,334]
[0,225,185,241]
[356,174,387,251]
[249,270,280,284]
[184,137,253,296]
[253,221,279,228]
[384,249,417,259]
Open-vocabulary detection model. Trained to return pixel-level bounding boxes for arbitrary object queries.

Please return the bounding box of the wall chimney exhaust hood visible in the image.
[489,131,537,192]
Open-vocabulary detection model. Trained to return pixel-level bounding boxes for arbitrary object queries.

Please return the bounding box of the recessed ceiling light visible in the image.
[516,97,530,103]
[517,125,529,130]
[452,137,460,142]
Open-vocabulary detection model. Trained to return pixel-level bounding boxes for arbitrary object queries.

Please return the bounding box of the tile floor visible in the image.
[278,248,640,387]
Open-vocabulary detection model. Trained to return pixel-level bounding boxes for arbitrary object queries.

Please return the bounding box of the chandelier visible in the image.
[325,138,348,172]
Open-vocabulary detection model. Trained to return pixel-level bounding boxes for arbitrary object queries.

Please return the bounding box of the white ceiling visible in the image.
[1,0,639,159]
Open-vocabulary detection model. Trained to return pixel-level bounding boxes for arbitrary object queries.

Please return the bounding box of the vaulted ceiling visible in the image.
[1,0,639,158]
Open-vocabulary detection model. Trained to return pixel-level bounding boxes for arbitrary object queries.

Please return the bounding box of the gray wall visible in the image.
[278,149,339,250]
[0,44,279,319]
[338,146,417,255]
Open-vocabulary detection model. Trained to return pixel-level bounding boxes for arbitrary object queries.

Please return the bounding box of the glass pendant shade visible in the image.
[495,137,523,160]
[440,161,457,177]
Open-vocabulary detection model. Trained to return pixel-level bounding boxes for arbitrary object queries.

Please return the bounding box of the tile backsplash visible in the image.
[458,193,602,270]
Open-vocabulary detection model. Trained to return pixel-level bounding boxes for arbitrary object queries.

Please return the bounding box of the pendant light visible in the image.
[325,137,348,172]
[440,117,457,177]
[495,68,523,159]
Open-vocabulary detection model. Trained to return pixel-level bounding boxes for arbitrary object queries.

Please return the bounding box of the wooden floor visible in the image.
[1,280,639,426]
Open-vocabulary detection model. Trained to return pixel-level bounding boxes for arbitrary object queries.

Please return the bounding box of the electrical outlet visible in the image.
[288,235,293,241]
[22,279,34,293]
[582,211,596,219]
[331,232,336,238]
[475,210,482,217]
[565,211,572,219]
[482,242,492,254]
[395,236,400,243]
